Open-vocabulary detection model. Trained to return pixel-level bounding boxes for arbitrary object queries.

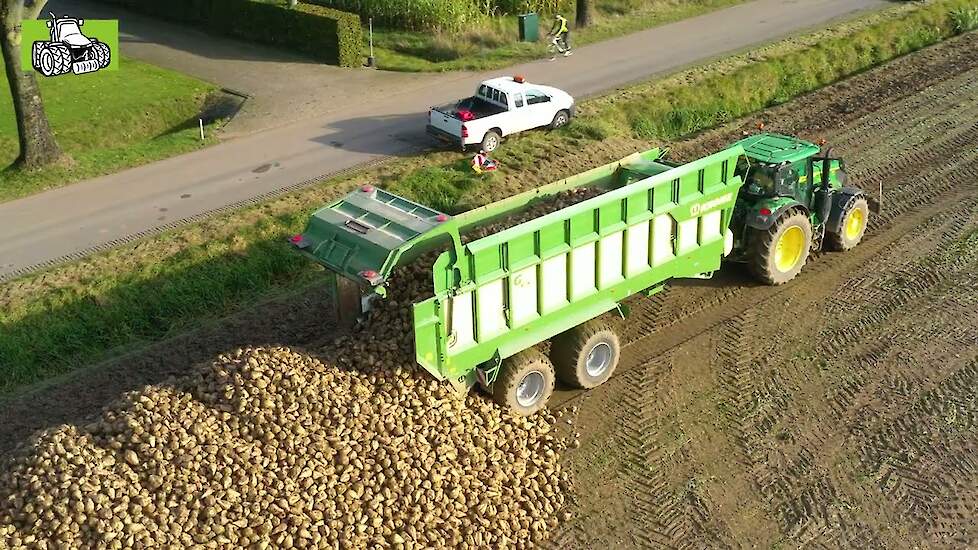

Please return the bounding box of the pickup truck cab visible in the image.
[426,76,575,153]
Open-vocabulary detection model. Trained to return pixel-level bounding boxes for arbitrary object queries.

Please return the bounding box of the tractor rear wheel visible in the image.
[37,44,72,77]
[551,320,621,389]
[492,348,555,416]
[825,197,869,251]
[749,210,812,285]
[31,41,46,71]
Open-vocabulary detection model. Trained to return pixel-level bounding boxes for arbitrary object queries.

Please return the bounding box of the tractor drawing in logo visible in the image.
[32,13,111,77]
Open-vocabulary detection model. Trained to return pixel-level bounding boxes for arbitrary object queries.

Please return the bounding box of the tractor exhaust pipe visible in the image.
[72,59,100,75]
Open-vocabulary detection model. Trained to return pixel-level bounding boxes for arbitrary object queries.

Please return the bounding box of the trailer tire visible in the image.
[551,320,620,389]
[492,349,555,416]
[749,209,812,285]
[825,197,868,252]
[481,130,501,153]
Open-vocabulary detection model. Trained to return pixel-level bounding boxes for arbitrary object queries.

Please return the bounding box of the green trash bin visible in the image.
[518,12,539,42]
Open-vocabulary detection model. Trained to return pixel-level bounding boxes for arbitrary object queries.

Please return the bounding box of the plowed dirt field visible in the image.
[546,34,978,549]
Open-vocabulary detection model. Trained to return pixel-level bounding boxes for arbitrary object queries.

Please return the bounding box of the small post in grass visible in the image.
[199,119,205,141]
[366,18,376,68]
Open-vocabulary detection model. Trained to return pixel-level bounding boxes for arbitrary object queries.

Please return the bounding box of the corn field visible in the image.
[305,0,571,31]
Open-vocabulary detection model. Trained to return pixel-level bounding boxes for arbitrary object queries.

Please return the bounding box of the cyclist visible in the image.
[549,14,572,58]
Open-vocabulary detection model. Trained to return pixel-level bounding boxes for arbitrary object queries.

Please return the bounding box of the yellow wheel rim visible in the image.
[775,226,805,272]
[845,207,865,241]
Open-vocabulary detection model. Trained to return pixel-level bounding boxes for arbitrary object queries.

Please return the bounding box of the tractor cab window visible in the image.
[741,160,799,197]
[743,162,778,196]
[58,22,83,38]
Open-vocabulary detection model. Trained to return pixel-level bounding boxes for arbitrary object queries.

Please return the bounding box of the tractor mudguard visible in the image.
[825,186,864,234]
[744,198,806,231]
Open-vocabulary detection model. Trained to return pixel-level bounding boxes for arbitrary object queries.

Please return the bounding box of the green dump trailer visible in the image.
[293,133,872,414]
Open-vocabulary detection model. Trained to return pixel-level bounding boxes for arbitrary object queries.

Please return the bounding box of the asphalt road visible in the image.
[0,0,887,281]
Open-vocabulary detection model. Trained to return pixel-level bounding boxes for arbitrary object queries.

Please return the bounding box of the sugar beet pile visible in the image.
[0,189,600,549]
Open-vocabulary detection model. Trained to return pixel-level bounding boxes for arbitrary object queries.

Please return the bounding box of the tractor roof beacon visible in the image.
[32,13,111,77]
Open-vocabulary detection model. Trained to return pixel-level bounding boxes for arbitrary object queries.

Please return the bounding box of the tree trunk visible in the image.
[576,0,593,28]
[1,12,64,170]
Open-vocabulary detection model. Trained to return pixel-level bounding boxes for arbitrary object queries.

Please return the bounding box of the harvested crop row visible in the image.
[0,189,607,549]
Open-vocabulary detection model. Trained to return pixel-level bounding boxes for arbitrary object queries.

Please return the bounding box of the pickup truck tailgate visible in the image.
[428,108,462,138]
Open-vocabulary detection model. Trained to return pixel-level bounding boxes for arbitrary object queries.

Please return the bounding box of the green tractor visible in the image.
[730,133,874,284]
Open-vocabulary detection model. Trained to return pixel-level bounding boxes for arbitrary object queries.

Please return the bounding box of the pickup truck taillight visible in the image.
[461,124,468,138]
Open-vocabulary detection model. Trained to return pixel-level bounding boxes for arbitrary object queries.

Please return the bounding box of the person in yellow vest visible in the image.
[549,14,572,57]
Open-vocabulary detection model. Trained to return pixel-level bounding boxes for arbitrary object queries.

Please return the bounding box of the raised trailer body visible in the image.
[412,146,745,390]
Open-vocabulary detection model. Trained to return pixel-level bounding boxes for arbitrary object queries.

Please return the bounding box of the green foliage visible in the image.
[307,0,571,32]
[93,0,362,67]
[951,7,978,32]
[617,0,978,141]
[388,163,480,213]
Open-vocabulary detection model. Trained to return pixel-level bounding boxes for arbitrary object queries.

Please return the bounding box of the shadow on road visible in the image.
[309,111,444,157]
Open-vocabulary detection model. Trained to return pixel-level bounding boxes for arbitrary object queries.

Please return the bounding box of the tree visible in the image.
[1,0,65,170]
[576,0,593,28]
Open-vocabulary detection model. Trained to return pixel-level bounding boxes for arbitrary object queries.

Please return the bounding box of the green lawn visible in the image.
[0,56,220,202]
[370,0,749,72]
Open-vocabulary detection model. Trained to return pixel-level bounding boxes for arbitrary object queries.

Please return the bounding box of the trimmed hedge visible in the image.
[97,0,362,67]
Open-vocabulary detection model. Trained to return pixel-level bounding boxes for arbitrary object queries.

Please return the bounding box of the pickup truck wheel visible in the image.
[551,320,620,389]
[749,210,812,285]
[550,110,570,130]
[481,131,501,153]
[492,349,555,416]
[825,197,869,252]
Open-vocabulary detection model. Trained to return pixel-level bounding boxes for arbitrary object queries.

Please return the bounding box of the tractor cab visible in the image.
[736,133,825,200]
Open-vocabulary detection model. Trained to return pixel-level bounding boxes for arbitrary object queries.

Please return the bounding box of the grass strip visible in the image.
[0,56,221,202]
[1,0,976,394]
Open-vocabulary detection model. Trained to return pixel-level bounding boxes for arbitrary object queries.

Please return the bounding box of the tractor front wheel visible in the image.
[551,320,621,389]
[749,210,812,285]
[91,41,111,69]
[825,197,869,251]
[492,349,555,416]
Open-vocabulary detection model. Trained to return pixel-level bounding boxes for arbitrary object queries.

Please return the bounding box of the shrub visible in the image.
[95,0,362,67]
[305,0,571,31]
[951,7,978,32]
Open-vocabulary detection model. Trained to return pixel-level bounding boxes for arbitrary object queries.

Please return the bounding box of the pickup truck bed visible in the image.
[434,97,506,121]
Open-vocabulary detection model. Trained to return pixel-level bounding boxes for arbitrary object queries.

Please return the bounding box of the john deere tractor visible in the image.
[32,14,111,77]
[730,133,874,284]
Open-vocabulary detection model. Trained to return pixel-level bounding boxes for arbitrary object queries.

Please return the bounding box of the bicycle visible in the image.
[547,34,572,60]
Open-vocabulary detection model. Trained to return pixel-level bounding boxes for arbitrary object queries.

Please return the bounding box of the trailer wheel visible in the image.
[492,349,555,416]
[481,130,501,153]
[551,320,621,389]
[825,197,868,252]
[749,210,812,285]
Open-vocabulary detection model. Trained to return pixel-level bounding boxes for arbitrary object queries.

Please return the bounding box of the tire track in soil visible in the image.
[558,37,978,548]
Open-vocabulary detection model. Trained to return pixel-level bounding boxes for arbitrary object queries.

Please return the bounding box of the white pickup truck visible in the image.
[426,76,575,153]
